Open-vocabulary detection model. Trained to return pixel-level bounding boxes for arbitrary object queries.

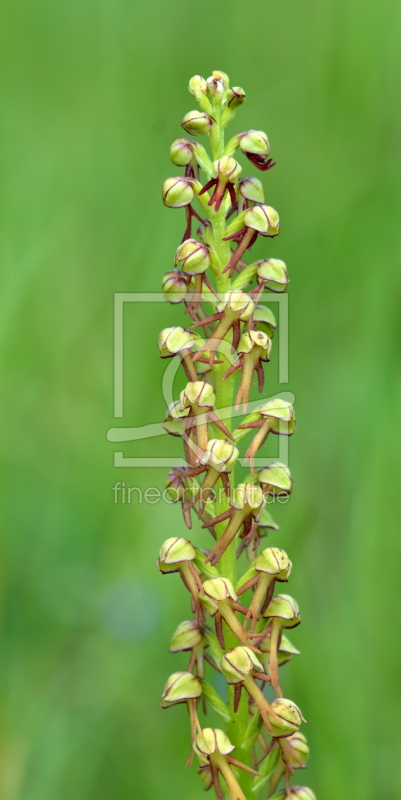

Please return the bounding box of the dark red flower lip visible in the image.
[245,152,277,171]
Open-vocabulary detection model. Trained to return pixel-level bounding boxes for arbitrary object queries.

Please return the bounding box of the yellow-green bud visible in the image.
[254,547,292,580]
[189,75,208,96]
[165,400,189,421]
[180,380,215,410]
[257,505,280,531]
[258,462,293,495]
[158,326,195,357]
[158,537,196,573]
[194,728,235,763]
[231,482,264,511]
[213,155,242,181]
[170,137,195,166]
[210,70,229,88]
[220,646,263,684]
[239,129,270,158]
[202,577,237,611]
[285,732,310,769]
[268,697,306,737]
[161,671,202,707]
[200,439,239,471]
[182,110,214,136]
[227,86,246,108]
[257,258,289,292]
[174,238,210,275]
[258,398,293,420]
[162,270,188,303]
[290,788,316,800]
[162,176,194,208]
[238,176,265,204]
[271,789,316,800]
[257,398,296,434]
[244,205,280,236]
[237,330,271,360]
[253,304,277,337]
[222,289,254,320]
[170,620,204,652]
[206,74,226,100]
[264,594,301,627]
[188,75,213,114]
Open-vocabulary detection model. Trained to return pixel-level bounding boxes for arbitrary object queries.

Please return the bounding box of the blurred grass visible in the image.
[1,1,400,798]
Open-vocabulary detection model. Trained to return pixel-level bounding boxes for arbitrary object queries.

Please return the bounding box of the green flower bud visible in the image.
[158,537,196,573]
[189,75,208,97]
[194,728,235,761]
[213,155,242,182]
[175,238,210,275]
[220,646,263,684]
[231,482,264,511]
[257,258,289,292]
[180,380,215,410]
[239,130,270,158]
[264,594,301,627]
[257,398,296,435]
[253,304,277,337]
[201,439,239,471]
[285,731,310,769]
[258,462,293,495]
[210,70,230,88]
[170,137,195,166]
[271,788,316,800]
[237,330,271,358]
[202,577,237,610]
[158,326,194,357]
[254,547,292,580]
[161,671,202,707]
[162,176,194,208]
[289,788,316,800]
[268,697,306,737]
[188,75,213,114]
[162,270,189,303]
[163,401,189,438]
[207,74,226,99]
[227,86,246,108]
[257,505,280,531]
[170,620,204,652]
[222,289,254,320]
[182,110,214,136]
[165,400,190,420]
[238,176,265,204]
[244,205,280,236]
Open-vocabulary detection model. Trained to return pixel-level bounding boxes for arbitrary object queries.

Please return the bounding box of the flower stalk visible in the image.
[157,70,316,799]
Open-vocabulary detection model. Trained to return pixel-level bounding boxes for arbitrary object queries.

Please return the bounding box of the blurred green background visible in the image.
[1,1,400,798]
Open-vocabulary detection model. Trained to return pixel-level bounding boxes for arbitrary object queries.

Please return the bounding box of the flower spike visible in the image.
[156,69,315,800]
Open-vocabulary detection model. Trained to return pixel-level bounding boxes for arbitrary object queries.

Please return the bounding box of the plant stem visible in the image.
[208,102,253,797]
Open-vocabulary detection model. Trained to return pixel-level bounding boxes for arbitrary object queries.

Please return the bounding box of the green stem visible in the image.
[207,98,253,799]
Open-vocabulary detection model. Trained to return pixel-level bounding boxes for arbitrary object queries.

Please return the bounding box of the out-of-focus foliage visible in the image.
[1,1,400,799]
